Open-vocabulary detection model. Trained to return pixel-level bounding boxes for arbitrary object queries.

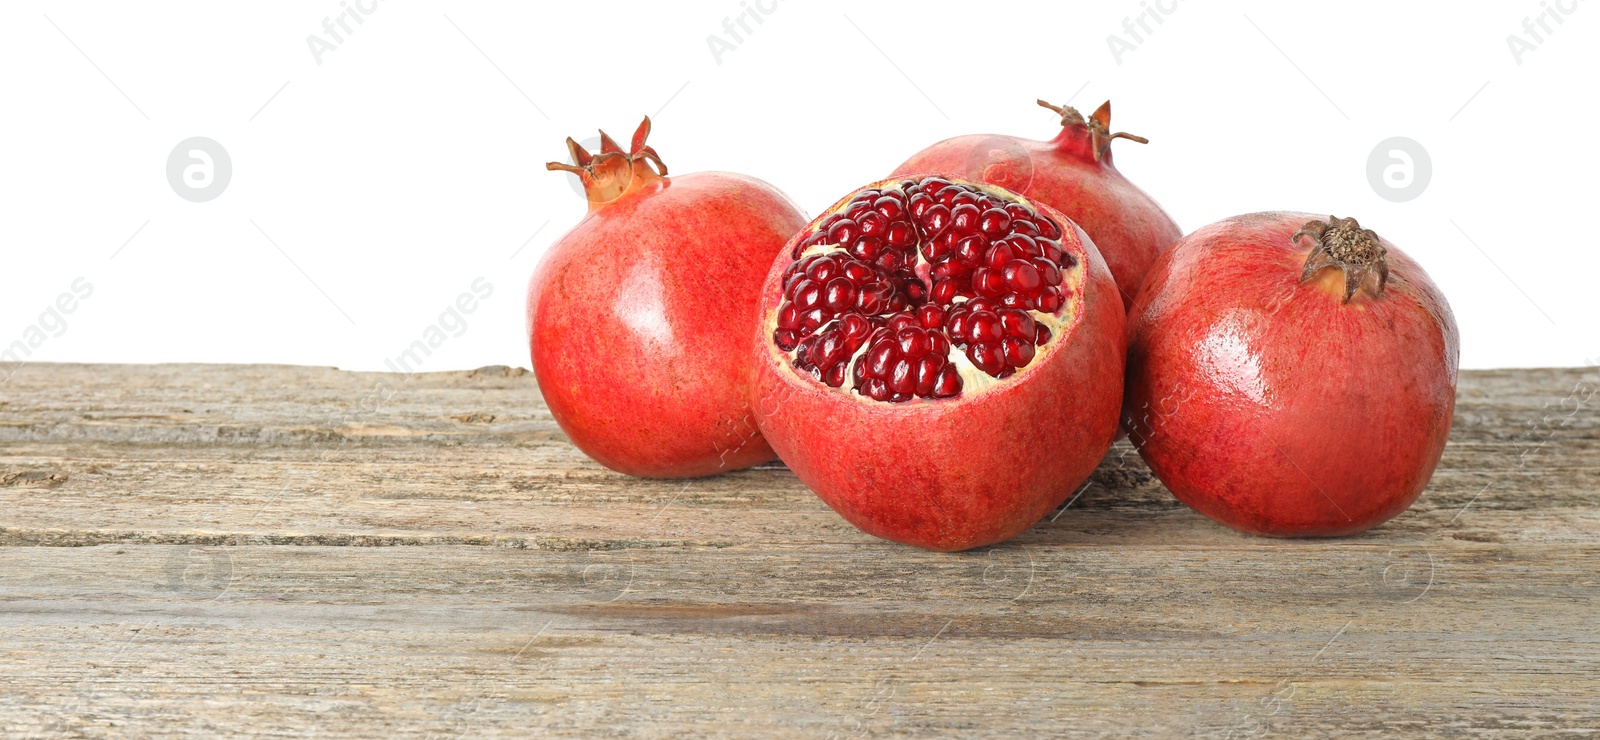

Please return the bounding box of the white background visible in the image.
[2,0,1595,373]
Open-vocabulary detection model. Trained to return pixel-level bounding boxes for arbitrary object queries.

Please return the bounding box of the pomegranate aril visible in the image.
[936,188,959,207]
[799,308,827,332]
[951,190,979,208]
[1012,220,1040,238]
[908,192,933,219]
[824,363,846,388]
[857,211,888,238]
[863,377,890,402]
[795,281,823,310]
[978,208,1011,237]
[778,304,800,330]
[1034,324,1052,345]
[932,365,962,398]
[1036,217,1062,240]
[1002,336,1035,367]
[999,308,1034,339]
[1034,258,1061,286]
[1003,260,1042,294]
[827,219,858,246]
[1037,287,1064,313]
[843,261,876,283]
[918,304,945,329]
[825,278,856,311]
[886,221,916,248]
[950,203,981,233]
[968,342,1006,376]
[866,341,895,377]
[970,311,1004,343]
[972,268,1007,298]
[985,243,1017,271]
[774,329,799,351]
[889,358,915,395]
[955,235,988,266]
[930,279,958,305]
[898,328,929,358]
[920,204,951,238]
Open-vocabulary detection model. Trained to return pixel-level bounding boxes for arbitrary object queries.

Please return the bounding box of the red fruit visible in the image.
[892,98,1181,311]
[752,176,1126,551]
[1124,213,1459,537]
[529,118,807,478]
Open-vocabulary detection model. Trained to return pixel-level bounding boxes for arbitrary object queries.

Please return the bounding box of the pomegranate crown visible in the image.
[546,117,667,207]
[1295,215,1389,303]
[1036,99,1148,162]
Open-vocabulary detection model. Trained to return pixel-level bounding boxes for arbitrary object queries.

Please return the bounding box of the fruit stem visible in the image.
[1037,99,1147,162]
[546,117,668,211]
[1294,216,1389,303]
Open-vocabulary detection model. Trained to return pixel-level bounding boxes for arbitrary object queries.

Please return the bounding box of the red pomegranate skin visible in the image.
[891,101,1181,310]
[529,152,807,478]
[1124,212,1459,537]
[753,184,1126,551]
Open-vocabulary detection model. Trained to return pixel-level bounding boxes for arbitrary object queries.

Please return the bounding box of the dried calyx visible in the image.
[773,177,1083,404]
[546,117,667,209]
[1295,216,1389,303]
[1037,99,1149,162]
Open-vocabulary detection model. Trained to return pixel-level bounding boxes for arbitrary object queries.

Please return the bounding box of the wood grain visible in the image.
[1,363,1596,737]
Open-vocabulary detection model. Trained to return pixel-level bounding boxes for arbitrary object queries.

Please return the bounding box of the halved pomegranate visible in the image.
[752,176,1126,551]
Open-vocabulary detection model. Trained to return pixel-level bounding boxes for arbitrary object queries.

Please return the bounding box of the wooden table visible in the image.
[1,363,1596,737]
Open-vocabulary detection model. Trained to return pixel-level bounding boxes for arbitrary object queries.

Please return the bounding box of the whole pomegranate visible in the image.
[752,176,1126,551]
[891,99,1181,310]
[528,118,808,478]
[1124,213,1459,537]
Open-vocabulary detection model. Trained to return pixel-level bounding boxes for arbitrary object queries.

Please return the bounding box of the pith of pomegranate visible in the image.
[753,176,1126,551]
[1124,212,1460,537]
[891,98,1181,310]
[528,118,808,478]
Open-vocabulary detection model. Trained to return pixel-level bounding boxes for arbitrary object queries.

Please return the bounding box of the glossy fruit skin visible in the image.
[753,180,1126,551]
[529,169,807,478]
[891,104,1181,311]
[1124,212,1459,537]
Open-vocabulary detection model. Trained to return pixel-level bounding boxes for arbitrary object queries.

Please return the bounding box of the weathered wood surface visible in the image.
[0,363,1596,738]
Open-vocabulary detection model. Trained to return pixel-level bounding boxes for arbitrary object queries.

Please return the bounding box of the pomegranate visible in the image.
[528,118,808,478]
[891,99,1181,310]
[752,176,1125,551]
[1124,213,1459,537]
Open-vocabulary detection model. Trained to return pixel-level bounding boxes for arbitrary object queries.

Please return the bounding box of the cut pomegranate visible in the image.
[752,177,1126,551]
[771,176,1081,403]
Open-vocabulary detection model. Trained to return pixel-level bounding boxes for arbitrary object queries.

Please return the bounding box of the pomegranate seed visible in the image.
[970,311,1003,343]
[998,309,1034,339]
[825,278,856,311]
[1036,217,1062,240]
[955,235,988,266]
[874,196,905,221]
[858,211,889,238]
[827,219,858,246]
[978,208,1011,237]
[1037,287,1064,313]
[918,304,945,328]
[800,308,826,332]
[950,203,981,233]
[985,243,1017,271]
[774,329,798,350]
[778,304,800,330]
[889,358,916,395]
[967,342,1005,376]
[824,363,846,387]
[886,221,916,249]
[932,365,962,397]
[920,204,951,237]
[1012,220,1040,238]
[908,192,933,219]
[1002,336,1035,367]
[930,279,957,305]
[898,328,929,358]
[1004,260,1042,294]
[972,268,1007,298]
[1034,324,1052,345]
